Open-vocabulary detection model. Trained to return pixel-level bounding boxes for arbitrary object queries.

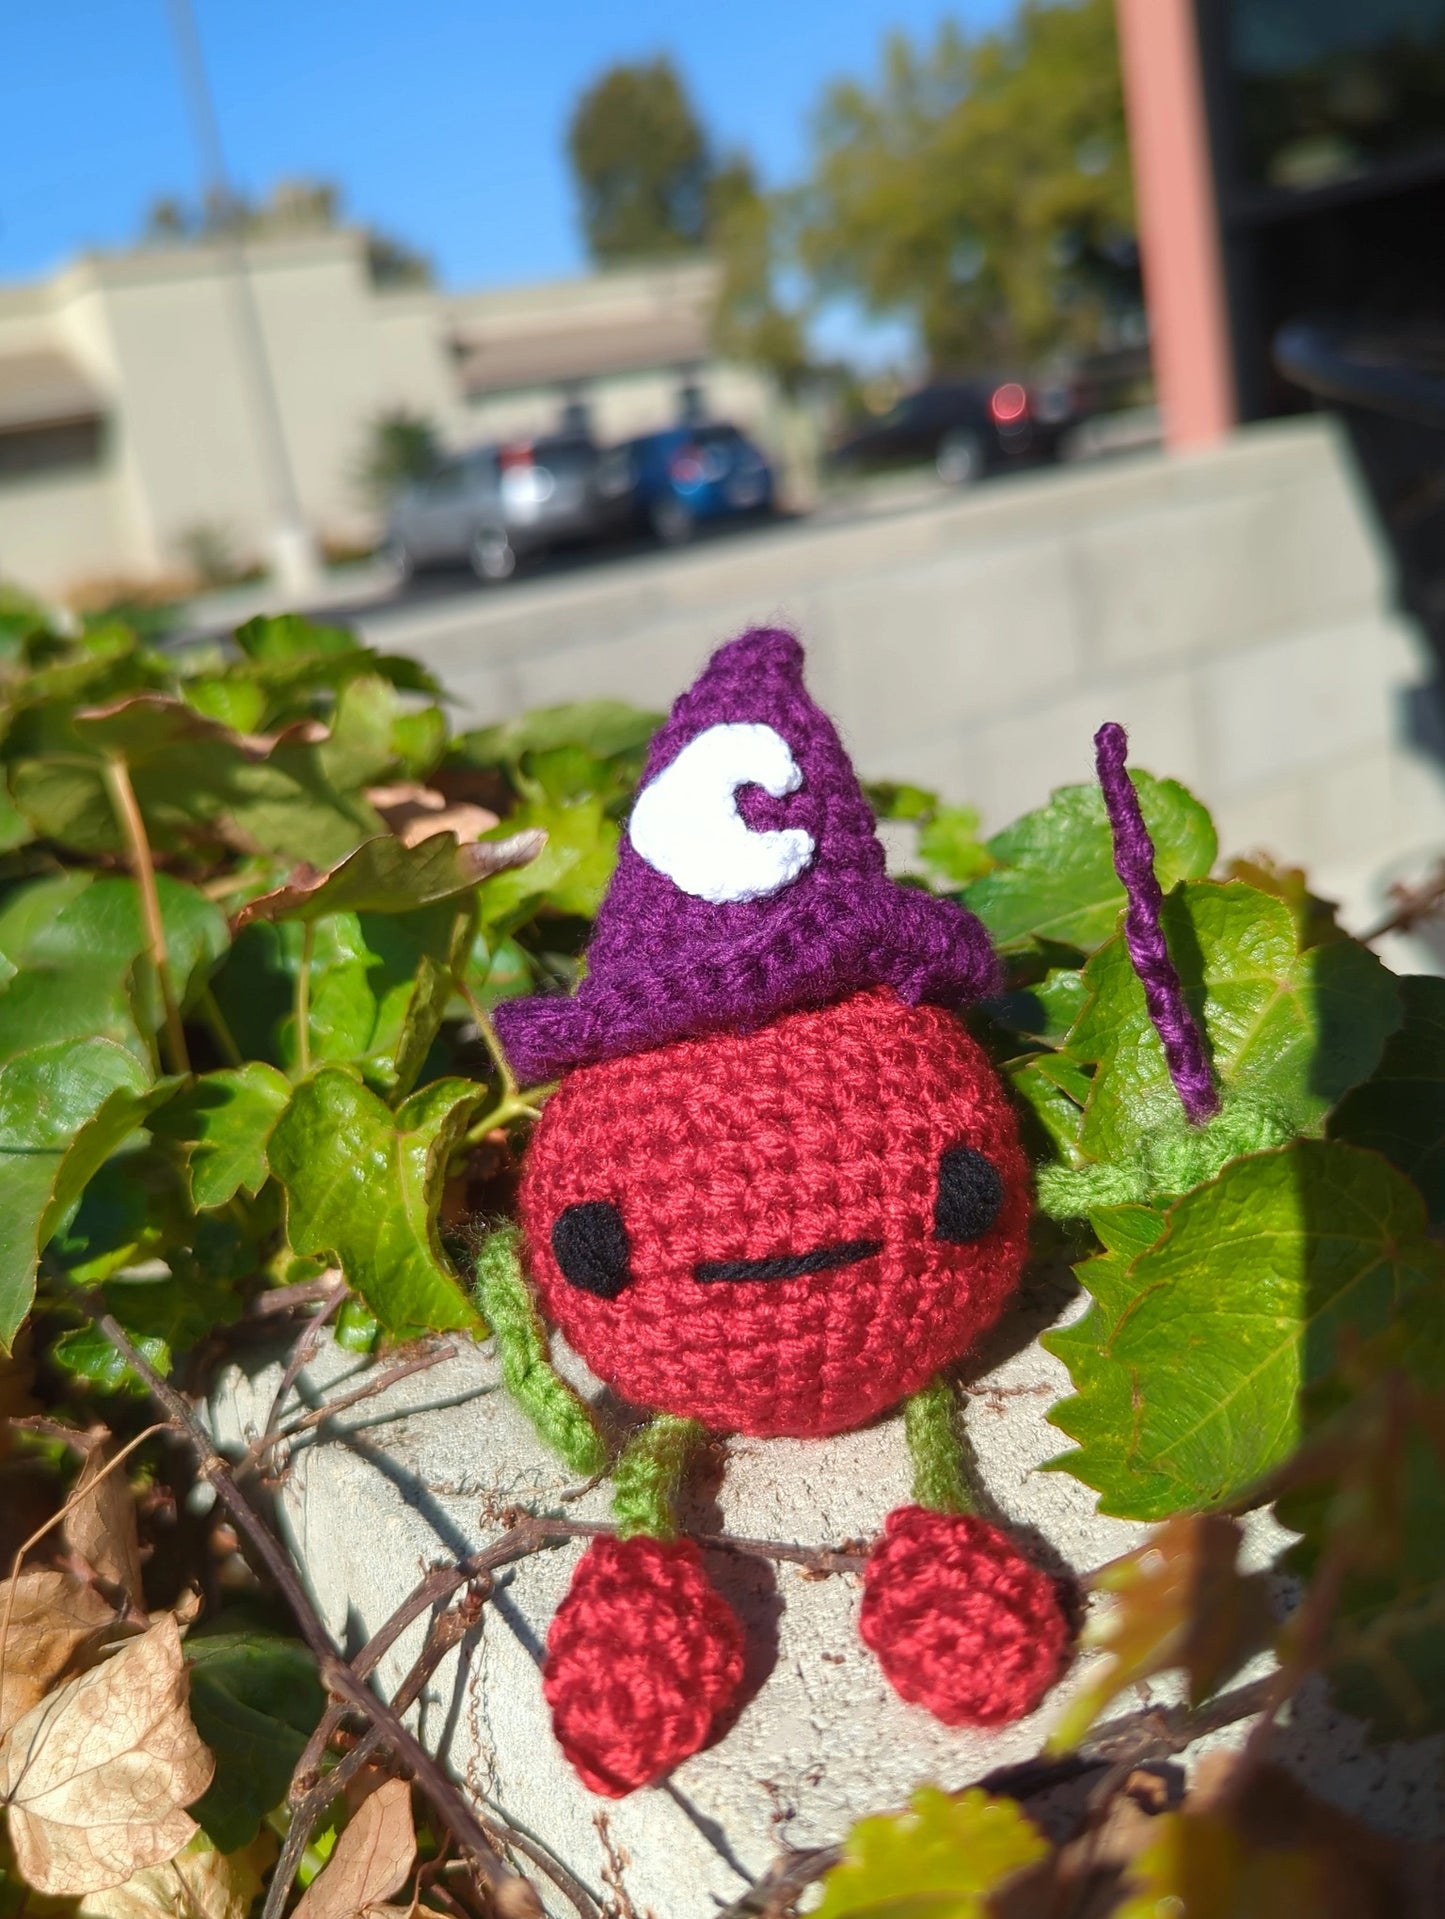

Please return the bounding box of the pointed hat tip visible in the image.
[704,625,803,678]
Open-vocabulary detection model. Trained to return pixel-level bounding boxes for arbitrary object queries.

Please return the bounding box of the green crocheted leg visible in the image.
[611,1415,707,1540]
[474,1225,608,1478]
[904,1377,979,1517]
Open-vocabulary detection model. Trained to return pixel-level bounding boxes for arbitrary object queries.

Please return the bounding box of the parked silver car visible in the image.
[384,435,610,583]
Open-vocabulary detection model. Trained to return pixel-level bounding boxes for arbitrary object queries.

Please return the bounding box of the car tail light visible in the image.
[988,382,1029,425]
[669,446,704,485]
[498,443,534,471]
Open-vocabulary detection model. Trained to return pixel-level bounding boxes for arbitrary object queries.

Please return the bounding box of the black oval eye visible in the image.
[552,1201,633,1299]
[934,1146,1004,1244]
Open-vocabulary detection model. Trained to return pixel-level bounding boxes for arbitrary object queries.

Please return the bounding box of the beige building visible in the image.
[0,232,780,598]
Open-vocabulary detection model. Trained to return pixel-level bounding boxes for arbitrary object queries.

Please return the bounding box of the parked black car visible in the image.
[832,378,1080,486]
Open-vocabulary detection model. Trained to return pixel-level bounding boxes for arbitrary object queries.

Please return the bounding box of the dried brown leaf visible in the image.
[0,1613,215,1895]
[367,783,498,847]
[292,1777,416,1919]
[231,828,545,930]
[0,1568,116,1741]
[78,1830,278,1919]
[62,1442,145,1612]
[1048,1514,1275,1751]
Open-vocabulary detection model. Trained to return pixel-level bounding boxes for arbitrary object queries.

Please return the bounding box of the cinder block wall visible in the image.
[359,417,1445,935]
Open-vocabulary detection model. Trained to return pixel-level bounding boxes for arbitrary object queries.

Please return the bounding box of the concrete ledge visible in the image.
[212,1273,1443,1915]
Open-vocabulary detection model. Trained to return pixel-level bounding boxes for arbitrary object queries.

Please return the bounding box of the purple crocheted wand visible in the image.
[1094,722,1219,1125]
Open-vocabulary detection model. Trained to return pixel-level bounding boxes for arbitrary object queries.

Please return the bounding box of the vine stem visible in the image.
[80,1301,544,1919]
[198,986,243,1067]
[295,920,315,1077]
[102,756,189,1077]
[461,979,517,1100]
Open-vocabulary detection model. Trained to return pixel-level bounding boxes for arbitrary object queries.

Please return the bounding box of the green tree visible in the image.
[567,58,712,262]
[796,0,1136,370]
[708,156,810,393]
[567,62,808,387]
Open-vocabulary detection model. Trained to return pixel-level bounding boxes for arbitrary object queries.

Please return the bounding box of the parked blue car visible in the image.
[597,422,775,546]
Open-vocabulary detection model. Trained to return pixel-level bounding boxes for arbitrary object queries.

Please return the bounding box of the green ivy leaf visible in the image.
[916,804,994,888]
[185,1630,326,1850]
[1067,882,1400,1193]
[232,613,361,663]
[149,1063,293,1209]
[268,1067,484,1336]
[9,692,386,866]
[815,1787,1048,1919]
[51,1260,247,1390]
[477,798,618,924]
[0,1038,176,1350]
[1330,975,1445,1227]
[989,966,1091,1050]
[49,1142,190,1282]
[1045,1141,1445,1519]
[0,873,228,1070]
[455,700,660,768]
[962,772,1217,953]
[1007,1055,1090,1168]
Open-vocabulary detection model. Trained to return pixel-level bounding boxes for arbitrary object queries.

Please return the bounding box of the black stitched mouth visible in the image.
[694,1238,883,1284]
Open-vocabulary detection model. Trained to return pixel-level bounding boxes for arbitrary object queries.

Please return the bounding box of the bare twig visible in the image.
[247,1272,344,1318]
[82,1302,543,1919]
[248,1339,456,1475]
[476,1820,603,1919]
[250,1280,347,1465]
[265,1586,488,1919]
[712,1673,1281,1919]
[1361,858,1445,945]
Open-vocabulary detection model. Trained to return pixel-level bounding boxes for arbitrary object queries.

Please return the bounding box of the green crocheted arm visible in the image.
[474,1224,608,1477]
[611,1414,706,1540]
[904,1376,980,1516]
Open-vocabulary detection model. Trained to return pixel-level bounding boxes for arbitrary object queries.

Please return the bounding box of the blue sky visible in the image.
[1,0,1009,341]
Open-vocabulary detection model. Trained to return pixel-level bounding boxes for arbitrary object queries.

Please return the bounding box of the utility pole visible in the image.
[164,0,324,598]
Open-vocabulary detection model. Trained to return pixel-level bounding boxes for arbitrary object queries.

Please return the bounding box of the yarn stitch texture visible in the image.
[519,986,1030,1438]
[1094,720,1219,1124]
[494,627,1000,1084]
[543,1534,745,1797]
[859,1507,1070,1726]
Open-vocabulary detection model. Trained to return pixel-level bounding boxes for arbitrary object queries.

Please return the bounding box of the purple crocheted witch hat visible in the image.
[495,628,1000,1084]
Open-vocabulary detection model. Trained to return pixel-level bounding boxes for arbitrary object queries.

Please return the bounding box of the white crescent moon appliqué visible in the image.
[628,721,815,904]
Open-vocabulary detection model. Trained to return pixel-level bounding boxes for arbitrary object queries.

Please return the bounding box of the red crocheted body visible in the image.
[859,1506,1069,1725]
[519,986,1030,1438]
[543,1535,745,1796]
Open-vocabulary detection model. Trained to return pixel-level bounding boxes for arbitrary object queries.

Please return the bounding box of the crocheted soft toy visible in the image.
[476,628,1072,1797]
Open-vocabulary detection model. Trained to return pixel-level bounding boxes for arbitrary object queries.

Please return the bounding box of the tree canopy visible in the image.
[567,57,712,262]
[795,0,1137,371]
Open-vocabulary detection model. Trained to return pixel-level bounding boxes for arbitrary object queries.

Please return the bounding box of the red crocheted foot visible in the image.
[542,1534,746,1796]
[859,1506,1070,1726]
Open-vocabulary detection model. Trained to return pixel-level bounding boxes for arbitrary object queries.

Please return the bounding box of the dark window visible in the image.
[1228,0,1445,190]
[0,417,104,482]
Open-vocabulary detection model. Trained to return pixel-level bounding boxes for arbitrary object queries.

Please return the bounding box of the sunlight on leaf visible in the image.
[963,771,1216,954]
[269,1069,484,1336]
[1045,1142,1445,1518]
[814,1787,1047,1918]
